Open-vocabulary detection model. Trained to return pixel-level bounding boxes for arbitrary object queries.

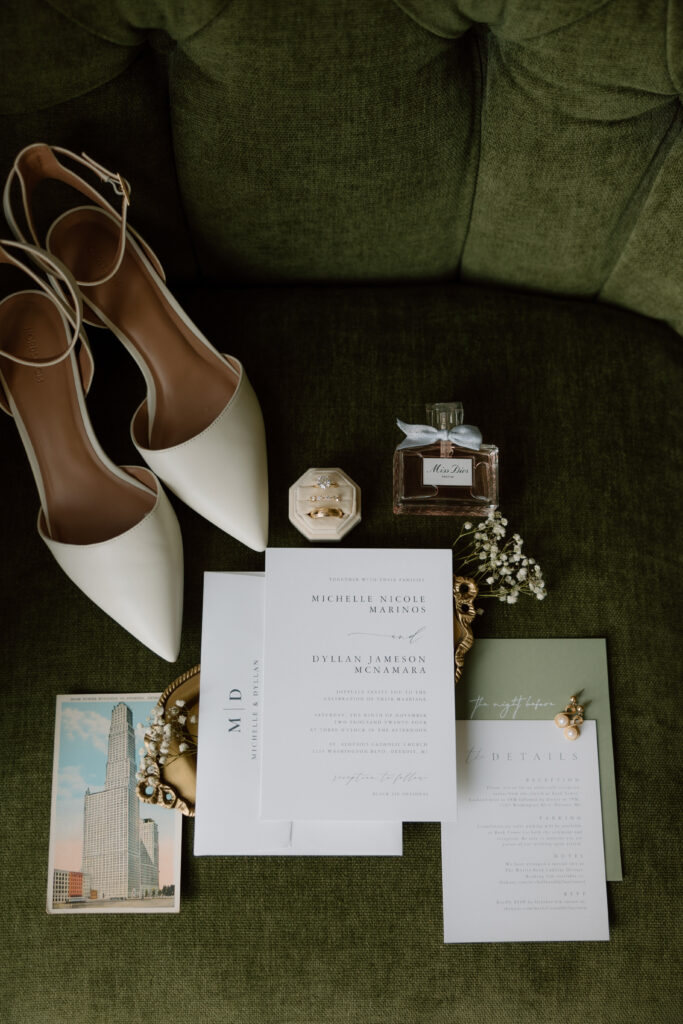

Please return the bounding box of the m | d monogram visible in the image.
[227,688,243,732]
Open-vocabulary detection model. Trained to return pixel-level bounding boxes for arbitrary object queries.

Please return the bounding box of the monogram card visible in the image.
[194,572,403,855]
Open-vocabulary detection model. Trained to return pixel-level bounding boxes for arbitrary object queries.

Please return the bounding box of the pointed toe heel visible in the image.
[131,357,268,552]
[40,467,183,661]
[0,240,184,659]
[5,144,269,549]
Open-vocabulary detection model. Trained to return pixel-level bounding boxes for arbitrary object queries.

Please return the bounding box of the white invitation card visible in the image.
[194,573,403,855]
[442,720,609,942]
[260,548,457,822]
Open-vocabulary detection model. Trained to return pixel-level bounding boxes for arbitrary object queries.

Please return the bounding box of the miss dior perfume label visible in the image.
[393,403,498,516]
[422,458,473,486]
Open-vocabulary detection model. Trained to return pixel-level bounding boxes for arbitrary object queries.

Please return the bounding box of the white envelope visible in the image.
[194,573,403,856]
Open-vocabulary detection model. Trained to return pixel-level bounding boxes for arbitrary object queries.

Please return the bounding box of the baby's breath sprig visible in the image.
[453,509,546,608]
[136,699,198,787]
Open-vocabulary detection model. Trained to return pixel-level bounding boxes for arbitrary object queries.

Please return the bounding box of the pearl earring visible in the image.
[554,696,584,741]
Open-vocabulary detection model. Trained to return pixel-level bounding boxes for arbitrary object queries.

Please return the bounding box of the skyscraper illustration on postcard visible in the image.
[48,695,181,913]
[82,703,157,900]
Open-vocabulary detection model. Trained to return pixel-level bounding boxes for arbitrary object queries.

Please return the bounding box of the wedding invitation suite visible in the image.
[456,638,621,879]
[442,720,609,942]
[260,548,457,822]
[194,573,403,855]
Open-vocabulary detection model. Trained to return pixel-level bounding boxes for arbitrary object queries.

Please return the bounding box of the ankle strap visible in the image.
[3,144,133,288]
[0,240,93,414]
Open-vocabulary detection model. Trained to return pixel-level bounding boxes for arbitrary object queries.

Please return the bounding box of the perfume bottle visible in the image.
[393,402,499,516]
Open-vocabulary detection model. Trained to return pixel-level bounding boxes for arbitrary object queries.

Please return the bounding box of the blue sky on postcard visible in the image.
[52,696,180,886]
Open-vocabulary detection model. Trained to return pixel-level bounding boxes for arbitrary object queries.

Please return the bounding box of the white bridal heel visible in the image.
[4,143,269,552]
[0,240,183,660]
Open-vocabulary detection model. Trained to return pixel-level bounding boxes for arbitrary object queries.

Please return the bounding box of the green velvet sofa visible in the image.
[1,2,681,1022]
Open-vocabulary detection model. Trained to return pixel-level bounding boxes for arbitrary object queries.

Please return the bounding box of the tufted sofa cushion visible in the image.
[398,0,683,331]
[1,277,681,1024]
[0,5,681,1023]
[1,0,681,332]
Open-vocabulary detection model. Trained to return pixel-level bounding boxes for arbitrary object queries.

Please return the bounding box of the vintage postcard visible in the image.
[48,694,183,914]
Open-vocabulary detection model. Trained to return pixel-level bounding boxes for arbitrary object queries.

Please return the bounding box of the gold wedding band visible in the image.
[308,507,344,519]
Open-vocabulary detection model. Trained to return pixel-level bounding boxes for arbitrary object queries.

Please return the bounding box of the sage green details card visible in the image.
[456,639,622,881]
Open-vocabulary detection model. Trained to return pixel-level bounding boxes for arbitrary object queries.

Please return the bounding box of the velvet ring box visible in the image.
[288,467,361,541]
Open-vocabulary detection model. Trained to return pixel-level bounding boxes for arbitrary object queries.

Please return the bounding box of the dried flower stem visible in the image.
[453,510,547,607]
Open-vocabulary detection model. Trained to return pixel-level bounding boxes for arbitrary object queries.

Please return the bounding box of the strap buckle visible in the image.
[111,173,131,203]
[80,152,131,205]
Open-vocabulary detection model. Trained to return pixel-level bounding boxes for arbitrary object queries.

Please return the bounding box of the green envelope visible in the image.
[456,638,622,881]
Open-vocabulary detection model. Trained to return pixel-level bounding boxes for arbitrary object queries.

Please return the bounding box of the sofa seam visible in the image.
[491,0,616,44]
[393,0,616,45]
[598,103,683,296]
[666,0,683,96]
[176,0,235,45]
[391,0,470,40]
[42,0,238,50]
[458,26,487,278]
[42,0,143,49]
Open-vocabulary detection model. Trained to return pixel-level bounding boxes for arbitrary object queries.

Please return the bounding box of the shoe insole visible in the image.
[0,292,154,544]
[48,208,237,450]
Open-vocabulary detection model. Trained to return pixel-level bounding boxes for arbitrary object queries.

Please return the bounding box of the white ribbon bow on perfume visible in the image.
[396,419,482,451]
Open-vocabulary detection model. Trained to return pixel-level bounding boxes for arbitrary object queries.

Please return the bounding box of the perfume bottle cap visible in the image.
[425,402,464,430]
